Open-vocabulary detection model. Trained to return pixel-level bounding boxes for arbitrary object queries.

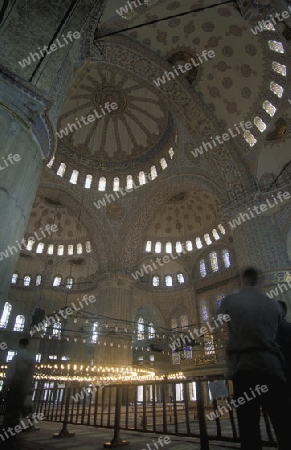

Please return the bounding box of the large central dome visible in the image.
[58,63,172,169]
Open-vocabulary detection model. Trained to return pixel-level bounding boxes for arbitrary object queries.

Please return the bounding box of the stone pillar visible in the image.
[94,275,134,367]
[0,66,55,311]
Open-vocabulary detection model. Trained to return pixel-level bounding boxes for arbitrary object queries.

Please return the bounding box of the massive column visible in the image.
[0,67,55,312]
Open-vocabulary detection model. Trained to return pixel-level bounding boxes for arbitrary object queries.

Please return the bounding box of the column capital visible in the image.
[0,64,56,159]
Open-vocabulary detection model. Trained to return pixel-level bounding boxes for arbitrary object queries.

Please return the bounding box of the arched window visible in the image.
[270,81,283,98]
[262,100,276,117]
[84,175,92,189]
[145,241,151,252]
[98,177,106,191]
[126,175,133,190]
[68,245,73,255]
[204,234,212,245]
[70,170,79,184]
[47,244,54,255]
[254,117,267,132]
[36,275,42,286]
[148,323,155,339]
[169,147,174,159]
[210,252,219,272]
[36,243,44,253]
[165,242,172,253]
[66,277,73,289]
[150,166,157,180]
[186,240,193,251]
[212,229,220,241]
[139,171,146,185]
[91,322,98,343]
[0,302,12,328]
[47,156,55,168]
[77,243,82,254]
[24,276,31,287]
[152,276,160,287]
[222,249,231,268]
[218,224,226,235]
[204,334,215,355]
[155,242,161,253]
[160,158,167,170]
[26,238,35,251]
[11,273,18,284]
[137,318,145,340]
[113,177,120,191]
[86,241,92,253]
[53,322,61,338]
[14,315,25,332]
[216,294,225,310]
[196,238,203,249]
[58,245,64,256]
[176,241,182,253]
[53,276,62,287]
[272,61,286,76]
[181,314,188,329]
[165,275,173,287]
[177,273,185,284]
[200,260,207,277]
[200,300,209,322]
[243,130,257,147]
[171,318,178,329]
[57,163,66,177]
[268,40,284,53]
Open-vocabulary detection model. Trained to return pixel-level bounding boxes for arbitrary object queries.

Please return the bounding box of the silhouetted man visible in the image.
[218,267,290,450]
[2,338,35,448]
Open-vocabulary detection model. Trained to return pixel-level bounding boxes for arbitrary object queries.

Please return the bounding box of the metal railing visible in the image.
[32,377,276,449]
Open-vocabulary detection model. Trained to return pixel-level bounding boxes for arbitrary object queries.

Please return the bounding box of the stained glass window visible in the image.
[36,243,44,253]
[204,334,215,355]
[85,174,92,189]
[243,131,257,147]
[53,322,61,338]
[222,249,231,268]
[169,147,174,159]
[139,171,146,185]
[272,62,286,76]
[113,177,120,191]
[70,170,79,184]
[210,252,219,272]
[186,240,193,251]
[153,276,160,287]
[204,234,212,245]
[36,275,42,286]
[47,156,55,168]
[86,241,92,253]
[176,241,182,253]
[150,166,157,180]
[212,229,220,241]
[57,163,66,177]
[47,244,54,255]
[145,241,151,252]
[165,275,173,286]
[53,277,62,287]
[201,301,209,322]
[254,117,267,132]
[270,81,283,98]
[14,315,25,332]
[126,175,133,190]
[98,177,106,191]
[218,224,226,235]
[177,273,185,284]
[155,242,161,253]
[26,238,35,251]
[160,158,167,170]
[11,273,18,284]
[268,40,284,53]
[262,100,276,117]
[200,259,207,277]
[196,238,203,249]
[66,277,73,289]
[24,276,31,286]
[58,245,64,256]
[91,322,98,343]
[77,243,82,254]
[148,323,155,338]
[166,242,172,253]
[137,318,144,340]
[68,245,73,255]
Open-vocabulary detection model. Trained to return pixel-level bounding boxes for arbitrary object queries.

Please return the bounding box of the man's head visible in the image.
[241,267,258,287]
[19,338,29,348]
[278,300,288,319]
